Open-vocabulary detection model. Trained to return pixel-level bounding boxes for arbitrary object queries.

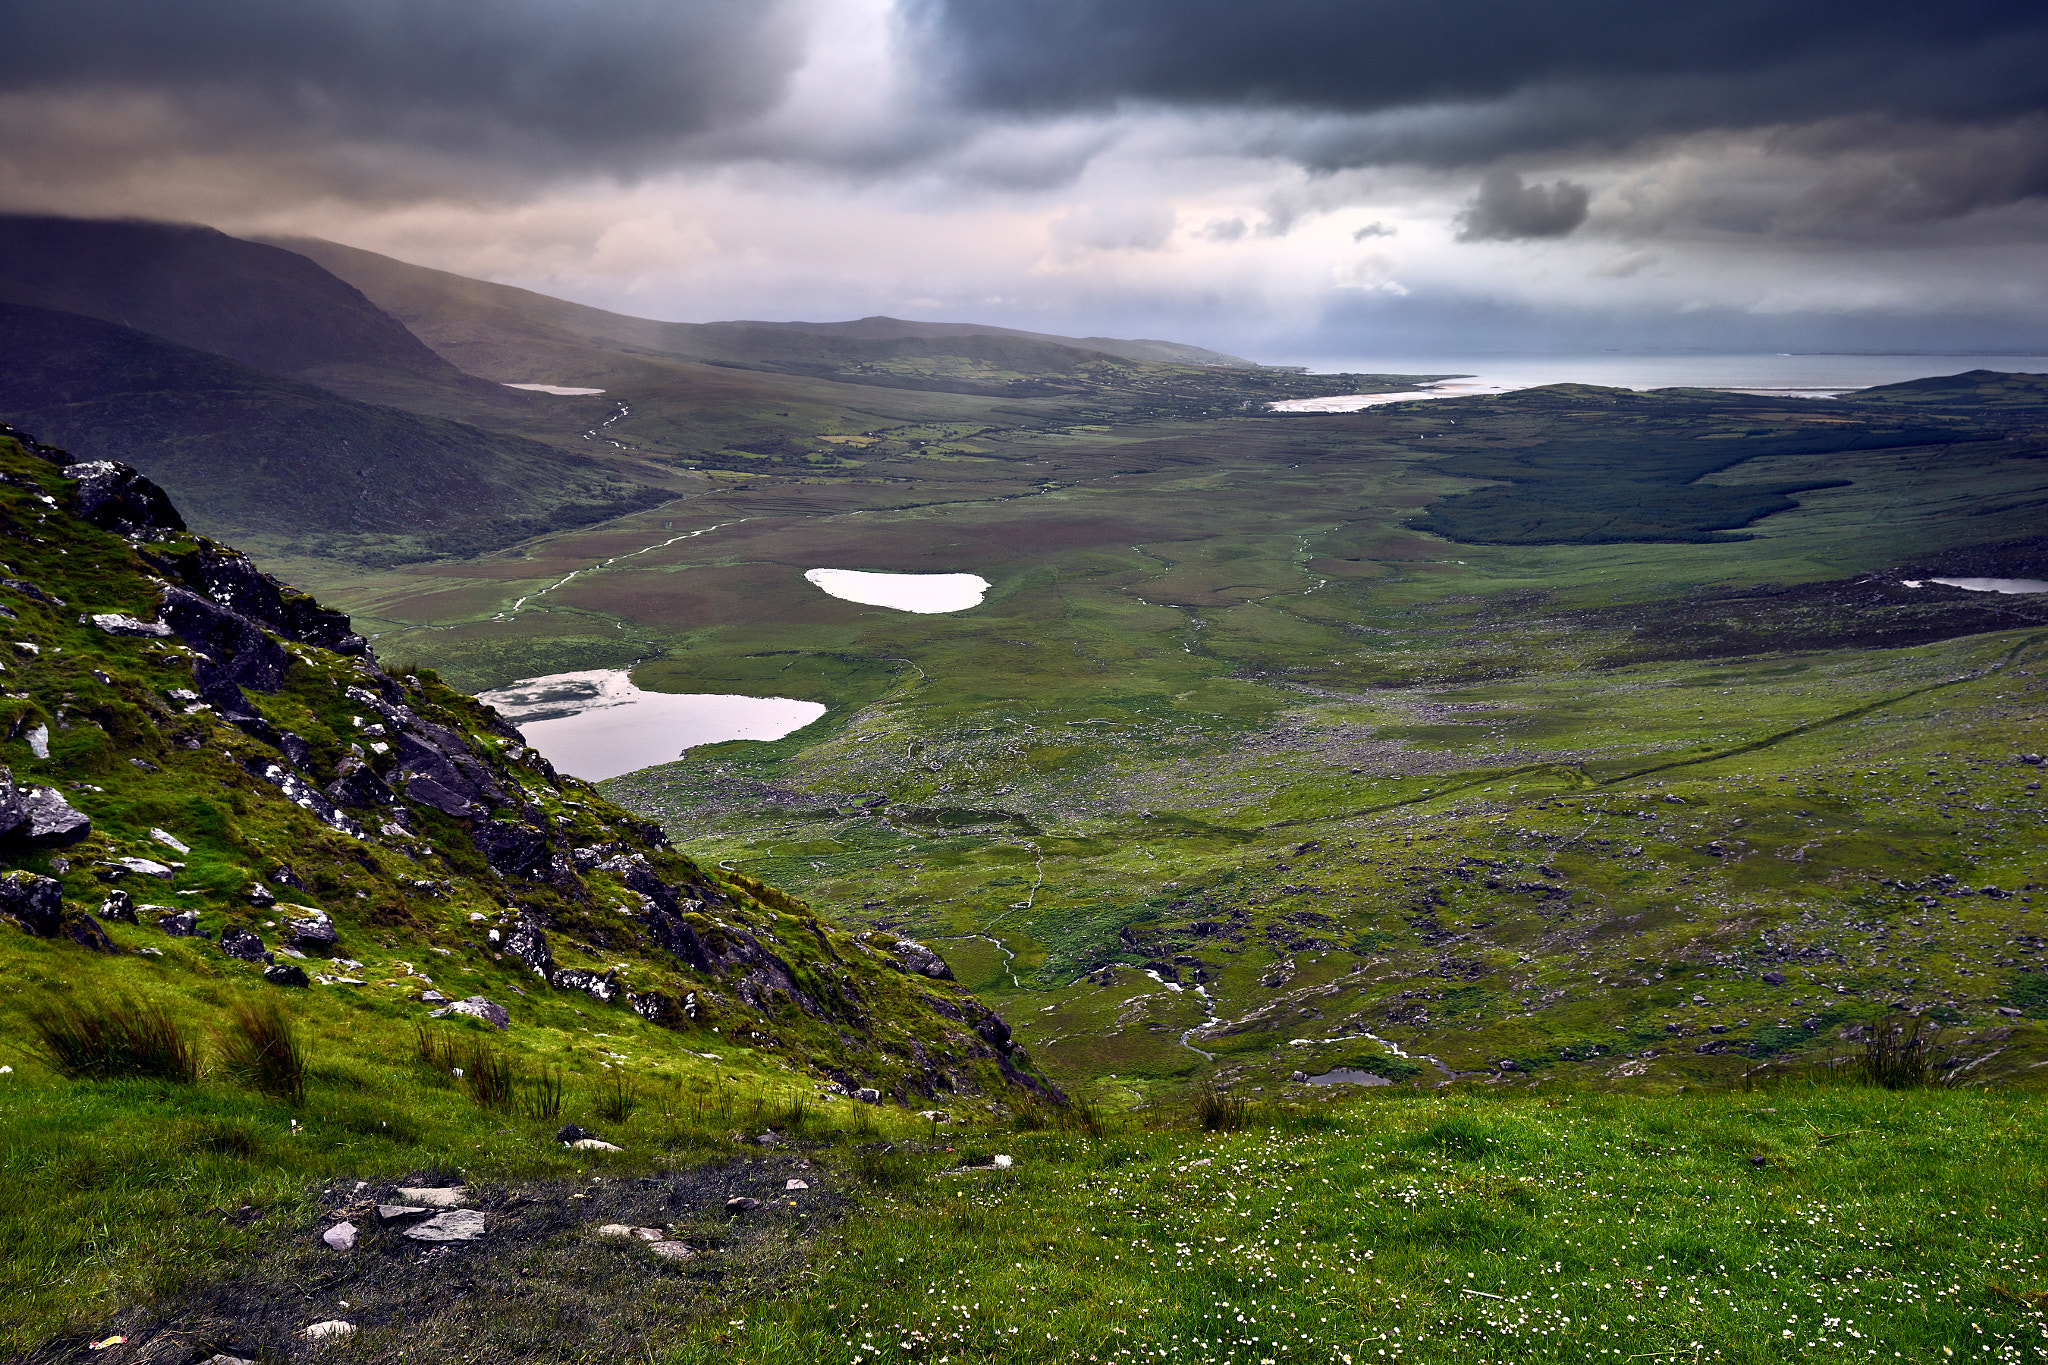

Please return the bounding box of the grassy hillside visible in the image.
[0,302,682,566]
[0,423,1060,1347]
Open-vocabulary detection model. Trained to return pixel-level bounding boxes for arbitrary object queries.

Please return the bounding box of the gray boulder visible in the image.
[434,996,509,1029]
[0,871,63,936]
[219,927,266,962]
[283,906,337,947]
[96,890,136,922]
[18,787,90,845]
[156,909,202,937]
[264,962,310,988]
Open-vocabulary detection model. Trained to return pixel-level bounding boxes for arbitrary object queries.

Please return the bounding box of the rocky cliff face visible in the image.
[0,422,1057,1107]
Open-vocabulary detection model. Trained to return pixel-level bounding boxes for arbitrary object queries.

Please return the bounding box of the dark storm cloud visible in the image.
[1455,171,1589,240]
[4,0,807,163]
[911,0,2048,162]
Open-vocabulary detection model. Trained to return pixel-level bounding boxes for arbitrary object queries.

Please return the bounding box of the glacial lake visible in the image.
[806,568,989,613]
[475,669,825,781]
[502,383,607,396]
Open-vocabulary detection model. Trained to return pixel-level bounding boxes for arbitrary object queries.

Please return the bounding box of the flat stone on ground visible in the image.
[301,1321,355,1341]
[395,1186,468,1207]
[647,1240,694,1260]
[401,1208,488,1243]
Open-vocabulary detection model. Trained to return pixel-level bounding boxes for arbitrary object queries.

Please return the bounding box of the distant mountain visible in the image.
[700,316,1259,368]
[0,215,477,399]
[262,235,1263,392]
[0,301,670,566]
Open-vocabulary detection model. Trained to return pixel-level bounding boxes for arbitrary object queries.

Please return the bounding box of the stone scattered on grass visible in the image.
[429,995,508,1029]
[725,1197,760,1212]
[157,909,201,937]
[376,1205,427,1224]
[219,927,266,962]
[571,1137,623,1152]
[401,1209,488,1243]
[785,1178,809,1190]
[202,1355,256,1365]
[263,962,310,988]
[598,1224,667,1241]
[395,1186,468,1207]
[301,1321,354,1342]
[647,1240,694,1260]
[322,1222,358,1251]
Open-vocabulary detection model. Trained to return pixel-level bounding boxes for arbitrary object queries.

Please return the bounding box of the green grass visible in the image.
[10,1057,2042,1362]
[638,1084,2048,1364]
[0,1023,931,1352]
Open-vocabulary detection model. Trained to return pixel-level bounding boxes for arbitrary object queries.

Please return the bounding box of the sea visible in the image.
[1264,352,2048,411]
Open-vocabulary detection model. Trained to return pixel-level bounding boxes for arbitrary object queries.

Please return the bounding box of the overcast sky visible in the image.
[4,0,2046,359]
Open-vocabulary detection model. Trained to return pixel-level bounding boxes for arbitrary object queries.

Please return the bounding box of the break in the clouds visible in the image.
[1,0,2045,354]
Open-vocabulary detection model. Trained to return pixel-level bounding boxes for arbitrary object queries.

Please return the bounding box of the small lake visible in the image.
[1304,1067,1393,1087]
[502,383,607,395]
[806,568,989,613]
[1903,577,2048,594]
[475,669,825,781]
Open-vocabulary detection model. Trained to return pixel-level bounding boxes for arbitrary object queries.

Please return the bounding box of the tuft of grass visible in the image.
[214,1000,306,1107]
[850,1145,918,1188]
[28,997,198,1083]
[1855,1015,1954,1090]
[521,1065,565,1122]
[1193,1088,1248,1132]
[595,1072,639,1124]
[415,1024,460,1081]
[464,1040,516,1111]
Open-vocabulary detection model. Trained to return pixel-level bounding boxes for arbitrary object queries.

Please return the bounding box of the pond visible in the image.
[502,383,607,395]
[1304,1067,1393,1087]
[475,669,825,781]
[805,568,989,613]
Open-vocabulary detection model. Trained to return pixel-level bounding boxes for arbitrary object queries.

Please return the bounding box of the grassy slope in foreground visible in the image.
[12,1082,2047,1364]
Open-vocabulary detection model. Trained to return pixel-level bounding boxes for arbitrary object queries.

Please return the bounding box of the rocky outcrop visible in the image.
[0,425,1059,1105]
[61,460,185,535]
